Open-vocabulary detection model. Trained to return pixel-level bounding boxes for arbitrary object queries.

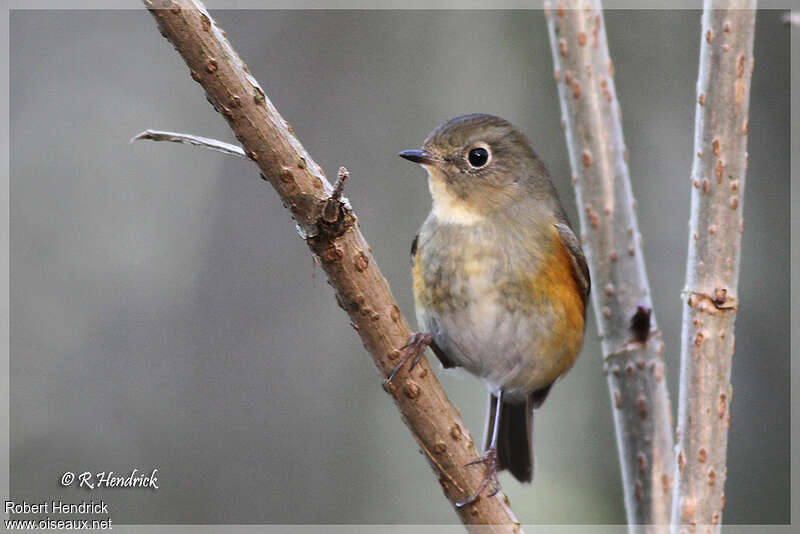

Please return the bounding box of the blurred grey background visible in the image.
[10,9,789,525]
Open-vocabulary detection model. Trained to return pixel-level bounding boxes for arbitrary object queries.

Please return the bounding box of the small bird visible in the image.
[391,114,590,505]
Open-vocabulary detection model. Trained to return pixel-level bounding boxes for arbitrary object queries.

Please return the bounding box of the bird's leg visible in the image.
[383,332,433,385]
[456,391,504,507]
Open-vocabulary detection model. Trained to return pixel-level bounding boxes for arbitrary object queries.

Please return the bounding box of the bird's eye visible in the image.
[467,147,489,168]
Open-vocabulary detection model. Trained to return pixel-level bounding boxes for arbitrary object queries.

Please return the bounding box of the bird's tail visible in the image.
[485,393,534,483]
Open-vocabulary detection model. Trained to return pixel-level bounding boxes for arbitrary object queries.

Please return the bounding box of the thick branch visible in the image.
[141,0,521,529]
[671,3,756,532]
[545,3,674,530]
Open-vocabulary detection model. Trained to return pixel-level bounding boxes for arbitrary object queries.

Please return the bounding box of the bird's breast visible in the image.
[412,221,585,397]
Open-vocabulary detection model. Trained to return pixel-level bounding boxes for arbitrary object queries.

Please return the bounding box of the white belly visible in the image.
[418,287,557,401]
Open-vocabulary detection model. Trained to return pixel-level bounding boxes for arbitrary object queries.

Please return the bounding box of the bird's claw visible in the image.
[383,332,432,385]
[456,447,502,507]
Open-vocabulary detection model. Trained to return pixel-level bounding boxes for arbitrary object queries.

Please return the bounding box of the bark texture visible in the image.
[545,3,674,530]
[671,3,756,532]
[142,1,522,530]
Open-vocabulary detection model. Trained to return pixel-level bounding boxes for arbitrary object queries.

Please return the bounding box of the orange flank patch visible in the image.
[523,227,585,374]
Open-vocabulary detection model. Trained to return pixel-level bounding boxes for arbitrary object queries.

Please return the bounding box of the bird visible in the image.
[390,113,590,506]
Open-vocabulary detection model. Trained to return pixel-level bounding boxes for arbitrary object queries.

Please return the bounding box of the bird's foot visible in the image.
[456,447,501,507]
[383,332,432,385]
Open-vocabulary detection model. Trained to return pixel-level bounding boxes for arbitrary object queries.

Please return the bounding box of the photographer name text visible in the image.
[6,500,108,515]
[60,468,159,490]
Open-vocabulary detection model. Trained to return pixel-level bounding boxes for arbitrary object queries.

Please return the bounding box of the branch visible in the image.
[140,1,521,529]
[671,2,756,532]
[131,129,246,157]
[545,2,674,530]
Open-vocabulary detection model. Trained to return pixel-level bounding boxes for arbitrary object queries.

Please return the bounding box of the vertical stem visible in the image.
[545,3,674,530]
[671,3,756,532]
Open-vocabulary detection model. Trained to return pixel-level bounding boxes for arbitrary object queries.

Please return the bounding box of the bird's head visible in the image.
[399,114,550,224]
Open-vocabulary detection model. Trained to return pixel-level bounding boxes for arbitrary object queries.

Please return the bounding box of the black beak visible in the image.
[397,149,438,165]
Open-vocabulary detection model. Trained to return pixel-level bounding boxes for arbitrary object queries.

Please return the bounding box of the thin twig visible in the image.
[671,2,756,532]
[131,129,246,157]
[545,2,674,530]
[140,1,522,530]
[322,167,350,224]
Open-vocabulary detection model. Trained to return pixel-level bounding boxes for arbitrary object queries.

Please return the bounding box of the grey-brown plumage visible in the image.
[399,114,589,494]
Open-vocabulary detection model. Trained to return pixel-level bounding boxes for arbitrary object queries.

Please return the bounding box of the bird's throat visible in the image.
[425,166,484,225]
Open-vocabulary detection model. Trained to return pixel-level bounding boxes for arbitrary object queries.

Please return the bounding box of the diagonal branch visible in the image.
[671,2,756,532]
[545,2,674,530]
[140,0,521,530]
